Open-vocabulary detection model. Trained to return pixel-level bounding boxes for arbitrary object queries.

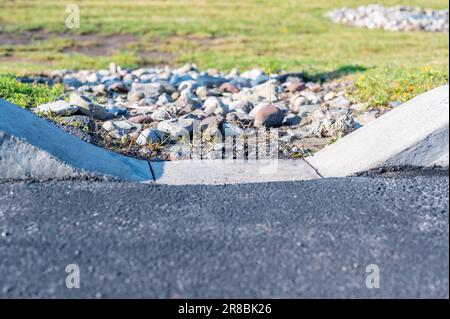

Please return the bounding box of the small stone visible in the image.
[175,96,202,112]
[86,72,99,83]
[254,104,285,127]
[123,73,134,83]
[127,104,157,114]
[139,74,154,83]
[157,118,193,140]
[222,122,244,136]
[279,135,292,143]
[171,91,180,101]
[69,93,113,120]
[128,114,153,124]
[156,80,176,94]
[101,75,121,86]
[102,120,141,138]
[234,112,252,123]
[37,100,78,116]
[249,102,267,118]
[241,69,269,86]
[92,84,107,96]
[109,62,117,74]
[285,81,305,93]
[305,82,321,92]
[298,104,321,117]
[312,113,355,139]
[328,96,351,109]
[228,100,252,113]
[283,113,301,126]
[195,86,209,99]
[202,117,223,140]
[290,126,314,139]
[203,97,227,115]
[179,88,196,100]
[301,91,321,104]
[389,101,402,108]
[355,111,379,126]
[179,80,198,92]
[137,96,157,106]
[290,95,308,113]
[251,80,279,102]
[136,128,164,146]
[200,116,220,131]
[324,91,337,101]
[350,103,367,112]
[130,82,164,98]
[108,81,128,93]
[138,147,153,157]
[219,82,240,94]
[196,74,227,88]
[311,109,326,121]
[128,91,145,102]
[63,77,83,88]
[151,108,171,121]
[226,112,241,123]
[156,93,172,106]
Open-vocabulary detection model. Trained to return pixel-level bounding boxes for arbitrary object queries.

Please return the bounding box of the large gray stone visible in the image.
[36,100,78,116]
[0,99,152,181]
[305,85,449,177]
[69,93,113,120]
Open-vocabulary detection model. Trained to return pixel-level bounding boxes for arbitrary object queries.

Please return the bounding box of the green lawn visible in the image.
[0,0,448,107]
[0,75,63,108]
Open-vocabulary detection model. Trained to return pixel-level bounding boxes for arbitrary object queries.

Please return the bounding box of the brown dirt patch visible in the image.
[0,30,178,65]
[0,31,140,55]
[59,34,139,56]
[0,31,231,68]
[0,31,47,45]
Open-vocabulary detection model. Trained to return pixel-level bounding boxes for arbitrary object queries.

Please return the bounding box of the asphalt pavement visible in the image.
[0,169,448,298]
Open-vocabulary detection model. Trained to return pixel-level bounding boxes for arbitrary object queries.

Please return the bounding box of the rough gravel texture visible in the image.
[327,4,449,32]
[0,170,448,298]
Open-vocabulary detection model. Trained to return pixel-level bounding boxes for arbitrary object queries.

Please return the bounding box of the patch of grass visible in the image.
[352,66,449,108]
[0,0,448,103]
[0,0,448,73]
[0,75,64,108]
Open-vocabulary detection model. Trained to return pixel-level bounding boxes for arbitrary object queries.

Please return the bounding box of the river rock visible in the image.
[37,100,78,116]
[254,104,285,127]
[69,93,113,120]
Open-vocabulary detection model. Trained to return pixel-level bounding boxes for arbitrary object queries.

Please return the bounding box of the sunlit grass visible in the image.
[0,0,448,107]
[352,66,449,107]
[0,75,64,108]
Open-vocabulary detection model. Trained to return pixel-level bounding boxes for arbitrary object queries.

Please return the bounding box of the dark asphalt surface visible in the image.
[0,169,448,298]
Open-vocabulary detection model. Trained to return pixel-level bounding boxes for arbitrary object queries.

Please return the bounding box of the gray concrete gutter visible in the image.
[305,85,449,177]
[0,98,152,182]
[149,159,321,185]
[1,85,448,184]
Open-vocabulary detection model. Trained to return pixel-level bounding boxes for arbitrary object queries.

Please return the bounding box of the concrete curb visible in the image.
[305,85,449,177]
[1,85,448,183]
[0,99,152,181]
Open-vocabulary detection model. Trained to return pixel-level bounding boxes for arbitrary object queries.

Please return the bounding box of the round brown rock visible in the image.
[254,104,285,127]
[128,114,153,124]
[219,82,240,94]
